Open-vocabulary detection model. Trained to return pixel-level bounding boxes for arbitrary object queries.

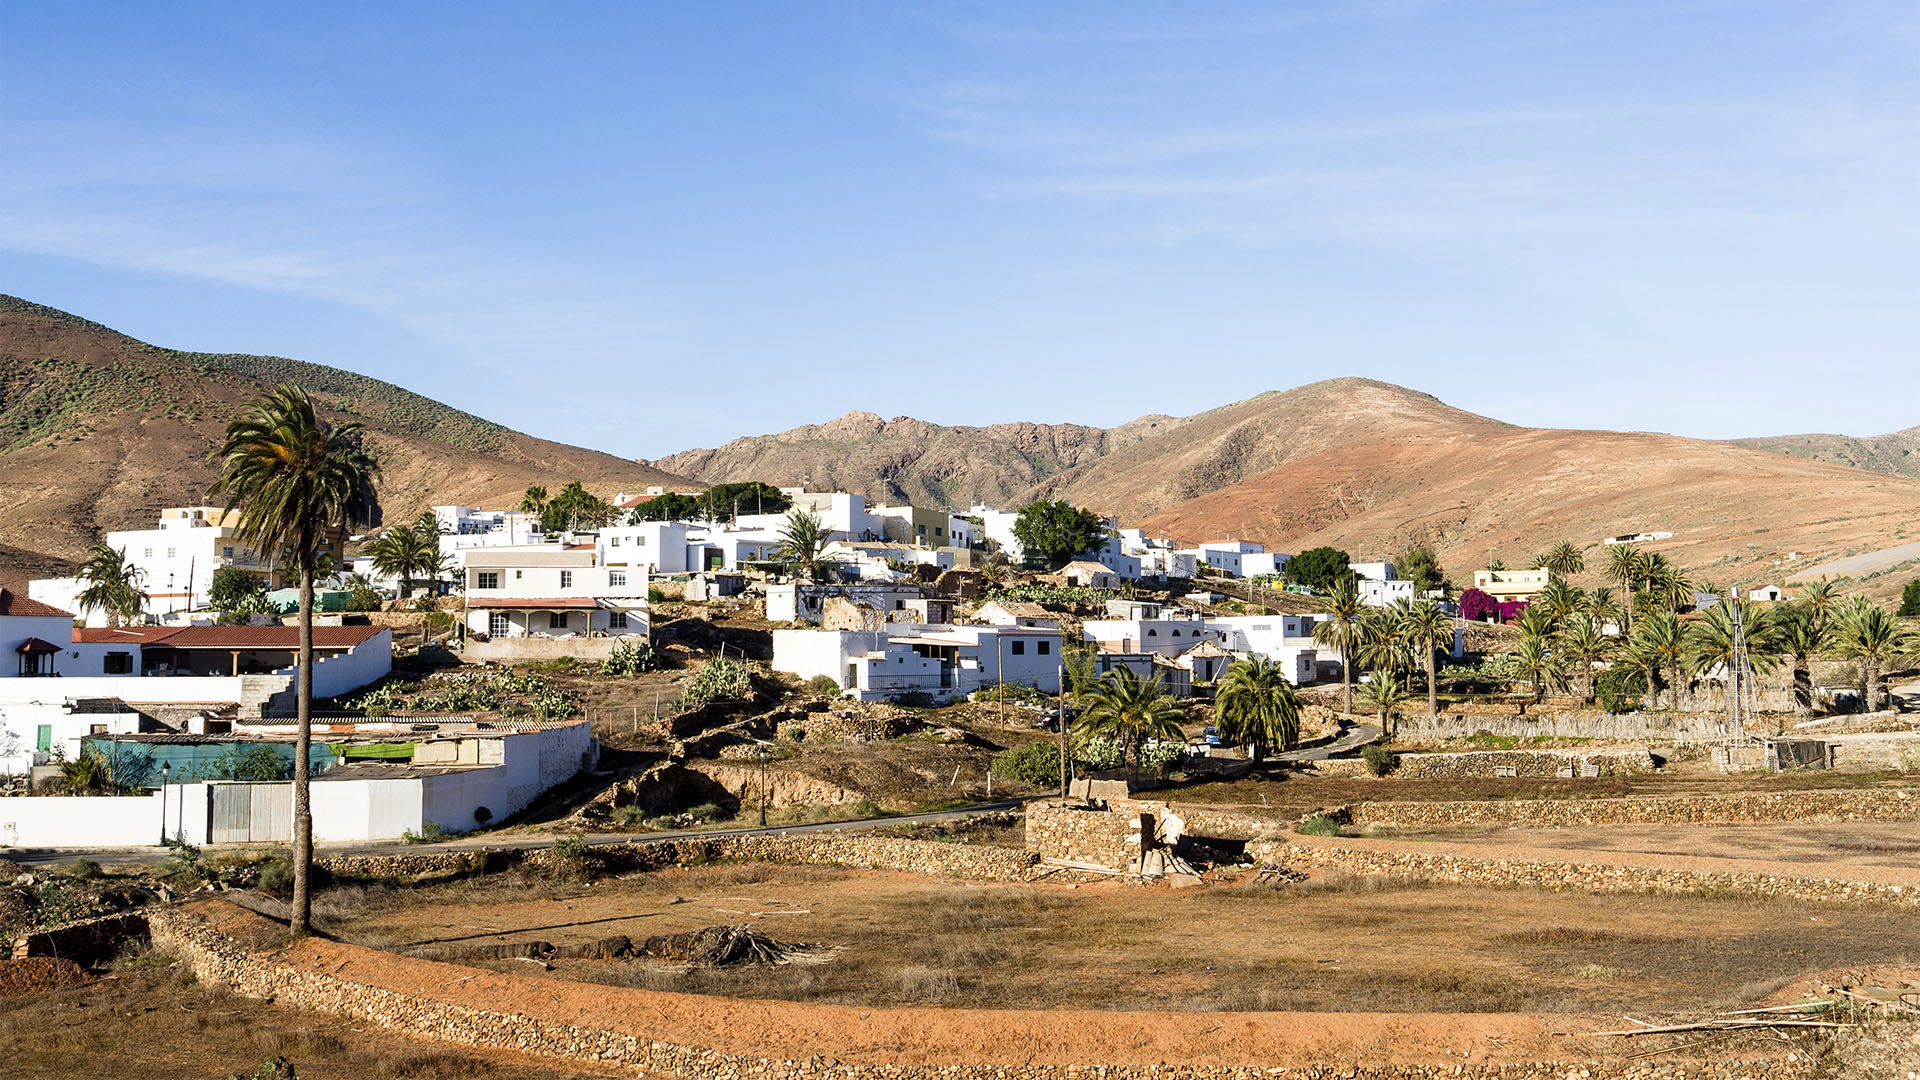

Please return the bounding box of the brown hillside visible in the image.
[1732,425,1920,481]
[1137,412,1920,599]
[0,297,694,572]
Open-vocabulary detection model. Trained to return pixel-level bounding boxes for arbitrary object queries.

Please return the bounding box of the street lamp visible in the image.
[158,761,172,845]
[757,745,769,828]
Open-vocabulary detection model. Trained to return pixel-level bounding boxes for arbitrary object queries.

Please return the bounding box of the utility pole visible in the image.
[1056,664,1068,799]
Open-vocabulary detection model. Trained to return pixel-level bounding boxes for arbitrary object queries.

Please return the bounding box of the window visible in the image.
[917,524,926,534]
[515,569,523,579]
[610,537,620,547]
[489,612,510,636]
[1172,630,1182,638]
[167,547,176,559]
[90,723,108,735]
[560,570,573,589]
[1147,628,1158,637]
[1038,640,1051,655]
[1011,641,1026,655]
[608,611,628,630]
[548,612,568,630]
[934,527,943,537]
[636,535,647,546]
[1253,624,1272,632]
[143,548,153,559]
[475,571,501,590]
[223,546,235,559]
[103,651,133,674]
[609,571,626,586]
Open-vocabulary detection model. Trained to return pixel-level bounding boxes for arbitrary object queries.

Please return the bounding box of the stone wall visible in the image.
[1248,838,1918,909]
[1024,801,1143,868]
[148,901,1805,1080]
[1391,749,1657,779]
[320,830,1036,883]
[11,911,148,962]
[1349,788,1920,829]
[1394,710,1731,742]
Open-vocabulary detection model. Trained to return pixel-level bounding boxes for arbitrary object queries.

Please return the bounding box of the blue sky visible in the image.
[3,1,1915,458]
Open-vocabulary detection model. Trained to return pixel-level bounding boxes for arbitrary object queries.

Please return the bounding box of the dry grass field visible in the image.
[318,861,1920,1015]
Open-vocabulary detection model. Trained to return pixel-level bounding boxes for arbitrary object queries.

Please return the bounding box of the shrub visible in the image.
[648,585,667,603]
[257,857,295,899]
[473,805,493,826]
[990,741,1060,785]
[401,822,450,844]
[610,805,649,827]
[1459,588,1498,621]
[782,726,806,742]
[1900,578,1920,617]
[1361,743,1397,777]
[678,656,750,711]
[210,745,293,781]
[1074,734,1125,773]
[1297,814,1342,836]
[1137,737,1186,775]
[806,674,842,696]
[64,857,103,880]
[550,836,592,879]
[600,638,662,676]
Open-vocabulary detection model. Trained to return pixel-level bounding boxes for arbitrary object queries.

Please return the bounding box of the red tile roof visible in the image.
[0,589,75,619]
[465,597,599,609]
[14,636,63,654]
[151,625,389,650]
[74,626,185,644]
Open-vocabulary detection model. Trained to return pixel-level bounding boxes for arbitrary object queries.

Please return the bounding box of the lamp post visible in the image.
[757,745,769,828]
[158,760,172,845]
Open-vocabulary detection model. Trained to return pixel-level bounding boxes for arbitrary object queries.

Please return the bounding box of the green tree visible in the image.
[1010,500,1105,569]
[1508,629,1568,705]
[1900,579,1920,618]
[1284,546,1353,593]
[1397,598,1452,722]
[207,564,267,614]
[1603,544,1645,631]
[1213,656,1302,759]
[1534,580,1582,626]
[211,383,380,935]
[539,480,615,531]
[1396,545,1445,593]
[1625,610,1689,710]
[1074,666,1187,771]
[1357,672,1409,738]
[1537,540,1585,581]
[75,543,147,626]
[776,510,832,582]
[1834,598,1917,712]
[1354,606,1412,691]
[699,481,791,520]
[1311,576,1364,717]
[1775,601,1831,723]
[627,492,701,523]
[365,524,441,601]
[1579,586,1623,628]
[1683,597,1783,688]
[518,485,548,515]
[1557,615,1612,705]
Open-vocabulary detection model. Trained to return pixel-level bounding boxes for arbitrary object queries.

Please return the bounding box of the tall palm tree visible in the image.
[1643,553,1693,613]
[777,510,832,582]
[75,543,148,626]
[1311,576,1365,717]
[1683,597,1782,716]
[1579,586,1623,631]
[1834,600,1917,712]
[1214,656,1302,760]
[1075,666,1188,770]
[1357,672,1409,737]
[1626,610,1689,710]
[1603,545,1645,632]
[211,384,379,935]
[1354,606,1412,691]
[1799,578,1839,619]
[1538,540,1585,582]
[1509,630,1568,705]
[1558,615,1611,704]
[1397,598,1452,722]
[1535,580,1582,626]
[1775,601,1831,723]
[518,485,548,516]
[365,524,439,601]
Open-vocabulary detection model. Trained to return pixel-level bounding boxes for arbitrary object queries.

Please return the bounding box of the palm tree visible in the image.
[1396,599,1452,722]
[1579,586,1623,630]
[1684,597,1782,682]
[1626,610,1689,710]
[75,543,148,626]
[1357,671,1409,737]
[1538,540,1585,581]
[1075,666,1188,770]
[211,384,379,935]
[1800,579,1839,621]
[777,510,832,582]
[1509,630,1568,704]
[1558,615,1611,704]
[1775,601,1831,723]
[1642,553,1693,613]
[1354,606,1412,691]
[1535,580,1582,626]
[1311,576,1365,717]
[1214,656,1302,760]
[1514,603,1558,642]
[1603,545,1645,632]
[1834,600,1917,712]
[365,524,440,601]
[518,485,548,516]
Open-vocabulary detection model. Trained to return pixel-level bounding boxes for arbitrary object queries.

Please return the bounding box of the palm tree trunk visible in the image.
[1341,643,1353,717]
[1793,660,1813,721]
[1426,648,1438,722]
[1865,658,1881,712]
[1669,661,1685,711]
[291,560,315,935]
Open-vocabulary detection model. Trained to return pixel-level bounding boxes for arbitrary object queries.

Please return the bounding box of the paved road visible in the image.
[1787,540,1920,584]
[1275,723,1381,762]
[2,799,1033,870]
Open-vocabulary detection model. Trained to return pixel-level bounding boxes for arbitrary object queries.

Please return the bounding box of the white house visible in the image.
[976,600,1060,629]
[1184,541,1266,578]
[773,622,1065,703]
[767,583,925,624]
[1745,584,1787,603]
[1205,614,1324,685]
[971,505,1025,563]
[736,491,878,543]
[1350,562,1416,608]
[598,521,703,575]
[1243,552,1291,578]
[1081,617,1219,658]
[458,546,650,648]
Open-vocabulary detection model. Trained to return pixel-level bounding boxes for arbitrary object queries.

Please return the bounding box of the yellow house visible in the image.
[870,505,951,548]
[1472,567,1551,600]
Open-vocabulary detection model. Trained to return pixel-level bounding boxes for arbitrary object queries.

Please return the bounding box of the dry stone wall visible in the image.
[1025,801,1143,868]
[148,901,1807,1080]
[1349,788,1920,829]
[1395,710,1730,742]
[1249,838,1918,909]
[1390,749,1657,779]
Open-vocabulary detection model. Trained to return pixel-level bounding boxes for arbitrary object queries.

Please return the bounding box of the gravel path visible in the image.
[1787,540,1920,583]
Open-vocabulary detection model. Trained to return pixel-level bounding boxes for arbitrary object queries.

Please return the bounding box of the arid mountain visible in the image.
[1731,426,1920,481]
[661,378,1920,597]
[0,296,692,575]
[653,409,1186,510]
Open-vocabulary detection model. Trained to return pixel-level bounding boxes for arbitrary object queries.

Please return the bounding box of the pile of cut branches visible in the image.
[636,924,831,968]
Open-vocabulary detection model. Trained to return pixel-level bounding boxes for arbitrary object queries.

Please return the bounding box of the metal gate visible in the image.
[210,782,292,843]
